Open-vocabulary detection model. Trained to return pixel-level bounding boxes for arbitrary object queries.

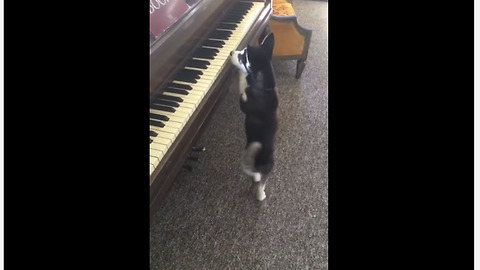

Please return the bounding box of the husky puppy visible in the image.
[229,33,278,201]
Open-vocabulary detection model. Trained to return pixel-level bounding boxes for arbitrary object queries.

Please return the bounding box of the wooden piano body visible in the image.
[150,0,272,221]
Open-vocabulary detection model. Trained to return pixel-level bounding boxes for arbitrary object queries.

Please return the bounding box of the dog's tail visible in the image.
[242,142,262,179]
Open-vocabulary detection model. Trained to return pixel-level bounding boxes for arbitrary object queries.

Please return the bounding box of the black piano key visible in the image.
[225,6,250,19]
[193,54,215,60]
[235,1,253,8]
[221,18,241,24]
[164,88,189,95]
[228,9,249,15]
[150,130,158,137]
[209,33,229,40]
[202,47,219,56]
[152,98,180,108]
[150,119,165,127]
[223,13,245,19]
[151,104,176,112]
[212,30,232,37]
[214,30,233,36]
[228,8,250,14]
[185,59,210,69]
[210,31,232,40]
[217,23,237,30]
[190,69,204,76]
[177,69,202,78]
[203,40,225,49]
[150,113,169,121]
[158,94,183,102]
[226,9,248,15]
[212,30,232,40]
[203,40,225,48]
[233,7,251,13]
[233,2,252,8]
[173,71,198,83]
[167,82,192,90]
[222,16,245,23]
[194,47,217,54]
[193,48,217,59]
[150,138,153,144]
[173,73,197,83]
[187,68,204,76]
[205,47,219,53]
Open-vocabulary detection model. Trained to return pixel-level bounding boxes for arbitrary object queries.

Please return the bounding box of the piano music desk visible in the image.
[269,0,312,78]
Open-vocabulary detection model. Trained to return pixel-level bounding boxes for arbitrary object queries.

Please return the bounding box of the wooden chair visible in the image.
[269,0,312,78]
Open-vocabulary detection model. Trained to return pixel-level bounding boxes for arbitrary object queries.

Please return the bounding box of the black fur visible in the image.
[231,33,278,195]
[240,34,278,175]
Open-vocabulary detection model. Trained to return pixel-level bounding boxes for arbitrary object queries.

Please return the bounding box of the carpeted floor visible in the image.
[150,0,328,269]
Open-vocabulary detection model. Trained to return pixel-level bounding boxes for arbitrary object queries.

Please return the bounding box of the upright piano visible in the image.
[150,0,272,221]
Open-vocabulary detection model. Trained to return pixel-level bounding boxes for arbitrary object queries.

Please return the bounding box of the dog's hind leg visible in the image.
[255,161,274,201]
[255,174,269,201]
[242,142,262,182]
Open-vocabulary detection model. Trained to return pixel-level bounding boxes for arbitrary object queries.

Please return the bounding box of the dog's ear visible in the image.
[260,33,274,59]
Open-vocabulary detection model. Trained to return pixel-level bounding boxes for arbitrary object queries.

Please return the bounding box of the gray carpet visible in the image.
[150,1,328,269]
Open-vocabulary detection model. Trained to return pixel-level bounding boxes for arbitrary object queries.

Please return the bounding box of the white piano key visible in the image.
[150,125,178,136]
[154,130,176,141]
[150,137,172,148]
[151,134,174,147]
[150,156,160,170]
[150,163,156,175]
[150,148,165,167]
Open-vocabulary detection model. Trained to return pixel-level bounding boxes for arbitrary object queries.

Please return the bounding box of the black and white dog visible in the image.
[230,33,278,201]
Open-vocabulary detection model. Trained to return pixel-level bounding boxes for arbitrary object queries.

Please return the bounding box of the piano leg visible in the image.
[192,146,206,152]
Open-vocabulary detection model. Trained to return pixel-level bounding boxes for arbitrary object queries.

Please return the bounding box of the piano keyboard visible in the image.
[149,1,264,175]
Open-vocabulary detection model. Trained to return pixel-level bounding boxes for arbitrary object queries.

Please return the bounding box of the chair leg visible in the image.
[295,59,306,79]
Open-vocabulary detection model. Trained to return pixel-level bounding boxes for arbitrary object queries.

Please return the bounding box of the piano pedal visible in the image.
[192,146,206,152]
[187,156,199,161]
[182,164,193,172]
